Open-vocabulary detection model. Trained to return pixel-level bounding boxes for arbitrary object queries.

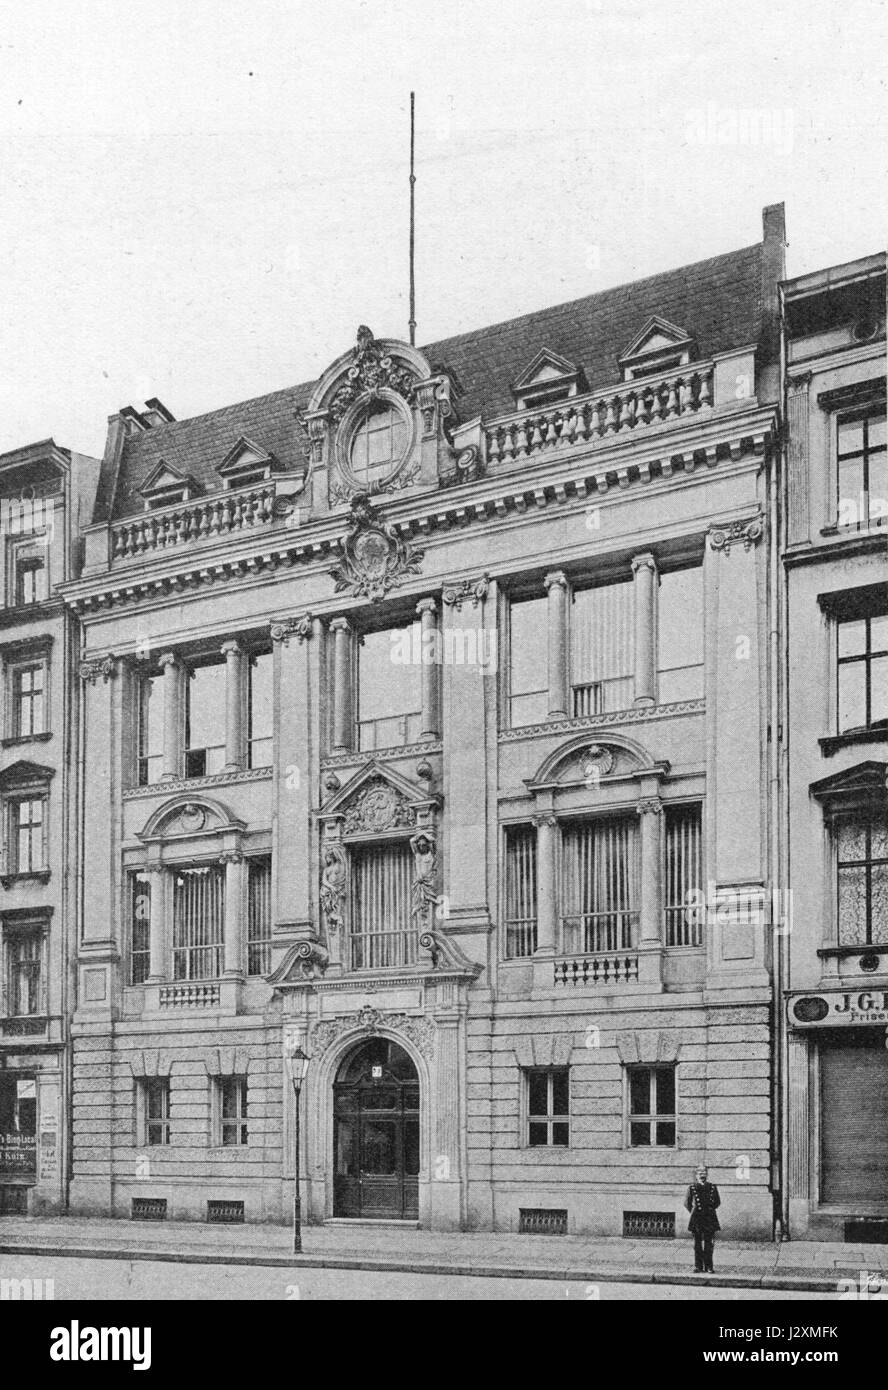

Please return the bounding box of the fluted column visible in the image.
[533,814,558,953]
[221,640,245,771]
[636,797,663,945]
[145,866,166,982]
[222,852,245,976]
[416,597,439,740]
[159,652,182,780]
[631,552,657,707]
[330,618,353,753]
[544,571,569,718]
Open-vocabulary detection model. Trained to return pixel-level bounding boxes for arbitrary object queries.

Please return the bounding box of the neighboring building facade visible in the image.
[781,253,887,1241]
[0,439,100,1214]
[63,207,786,1236]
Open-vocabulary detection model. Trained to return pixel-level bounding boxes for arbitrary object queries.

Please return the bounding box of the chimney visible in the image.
[142,398,176,428]
[759,202,787,404]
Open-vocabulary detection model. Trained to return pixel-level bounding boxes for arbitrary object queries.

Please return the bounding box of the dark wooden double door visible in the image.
[333,1039,419,1219]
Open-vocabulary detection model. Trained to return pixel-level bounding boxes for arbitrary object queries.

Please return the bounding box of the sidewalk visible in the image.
[2,1216,886,1292]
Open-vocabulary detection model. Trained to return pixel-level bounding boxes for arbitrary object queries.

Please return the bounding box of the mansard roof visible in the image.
[94,240,764,524]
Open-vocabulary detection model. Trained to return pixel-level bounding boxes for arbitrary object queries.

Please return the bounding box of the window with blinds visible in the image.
[349,842,417,969]
[560,816,637,953]
[247,857,272,975]
[836,812,888,946]
[129,872,152,985]
[172,865,224,980]
[509,596,548,727]
[357,626,422,751]
[570,581,634,716]
[504,824,537,958]
[664,804,704,946]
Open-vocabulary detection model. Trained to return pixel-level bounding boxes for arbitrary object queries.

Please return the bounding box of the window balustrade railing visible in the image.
[571,677,634,718]
[172,944,222,981]
[357,711,423,751]
[485,364,714,465]
[111,483,276,561]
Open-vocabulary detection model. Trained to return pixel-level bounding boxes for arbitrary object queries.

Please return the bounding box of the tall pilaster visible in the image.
[544,570,569,718]
[416,597,440,740]
[631,552,657,707]
[159,651,182,780]
[330,618,353,753]
[221,640,245,771]
[271,615,314,940]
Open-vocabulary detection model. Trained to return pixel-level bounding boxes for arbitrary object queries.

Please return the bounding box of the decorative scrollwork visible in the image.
[330,494,424,602]
[709,515,764,555]
[442,572,490,611]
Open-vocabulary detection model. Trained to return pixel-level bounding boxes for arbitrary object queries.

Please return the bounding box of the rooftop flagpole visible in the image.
[409,91,416,347]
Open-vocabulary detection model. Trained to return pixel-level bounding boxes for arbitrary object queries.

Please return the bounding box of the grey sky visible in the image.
[0,0,885,458]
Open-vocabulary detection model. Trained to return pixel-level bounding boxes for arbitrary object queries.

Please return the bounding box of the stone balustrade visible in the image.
[485,363,714,464]
[111,484,276,561]
[553,953,640,987]
[158,983,221,1009]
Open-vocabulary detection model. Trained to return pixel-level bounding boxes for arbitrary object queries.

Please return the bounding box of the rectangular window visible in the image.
[184,662,226,778]
[10,663,46,739]
[504,824,537,958]
[129,872,152,986]
[526,1068,570,1147]
[570,580,634,716]
[836,813,888,946]
[10,797,46,875]
[218,1077,248,1147]
[142,1079,170,1147]
[172,866,224,980]
[664,804,703,946]
[509,596,548,727]
[137,675,164,786]
[658,566,704,703]
[11,545,48,607]
[837,614,888,733]
[837,410,887,530]
[350,842,416,969]
[4,929,44,1016]
[628,1065,676,1147]
[247,857,272,976]
[561,816,637,953]
[357,626,422,751]
[247,652,273,768]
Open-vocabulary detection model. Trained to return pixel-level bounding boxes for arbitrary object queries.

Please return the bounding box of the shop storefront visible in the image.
[787,989,888,1239]
[0,1057,63,1215]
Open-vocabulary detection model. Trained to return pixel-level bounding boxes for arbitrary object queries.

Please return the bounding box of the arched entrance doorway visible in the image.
[333,1038,419,1219]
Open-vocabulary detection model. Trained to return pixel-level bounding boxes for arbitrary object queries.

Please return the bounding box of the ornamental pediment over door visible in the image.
[526,734,669,791]
[320,762,439,841]
[136,795,245,843]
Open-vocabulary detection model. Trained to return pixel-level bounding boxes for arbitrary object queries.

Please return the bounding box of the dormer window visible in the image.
[619,317,695,383]
[512,350,583,411]
[137,460,196,512]
[217,438,275,491]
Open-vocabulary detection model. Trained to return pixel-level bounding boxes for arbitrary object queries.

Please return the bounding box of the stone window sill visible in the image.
[1,731,52,748]
[819,726,888,756]
[0,869,51,888]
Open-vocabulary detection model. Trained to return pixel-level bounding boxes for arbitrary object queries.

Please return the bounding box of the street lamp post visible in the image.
[285,1043,310,1254]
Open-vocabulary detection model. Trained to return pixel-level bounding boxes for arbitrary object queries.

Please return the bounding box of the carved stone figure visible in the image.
[320,845,347,935]
[410,832,439,928]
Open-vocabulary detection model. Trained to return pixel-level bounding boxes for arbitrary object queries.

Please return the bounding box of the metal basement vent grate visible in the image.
[132,1197,167,1221]
[519,1208,568,1235]
[623,1211,675,1239]
[207,1200,245,1224]
[0,1186,29,1216]
[845,1219,888,1244]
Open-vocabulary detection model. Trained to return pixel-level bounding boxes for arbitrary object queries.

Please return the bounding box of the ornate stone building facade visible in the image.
[780,252,887,1241]
[61,207,787,1235]
[0,439,100,1214]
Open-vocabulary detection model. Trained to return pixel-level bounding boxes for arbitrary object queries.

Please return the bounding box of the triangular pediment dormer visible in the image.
[217,437,276,489]
[137,459,197,510]
[512,349,583,409]
[320,761,439,840]
[619,316,695,380]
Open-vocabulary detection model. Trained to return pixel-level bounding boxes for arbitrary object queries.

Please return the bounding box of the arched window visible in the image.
[349,402,408,488]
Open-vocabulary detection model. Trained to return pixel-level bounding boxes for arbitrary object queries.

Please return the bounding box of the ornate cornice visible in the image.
[442,572,490,610]
[498,700,705,743]
[708,514,764,554]
[270,611,313,644]
[122,766,273,800]
[321,740,443,769]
